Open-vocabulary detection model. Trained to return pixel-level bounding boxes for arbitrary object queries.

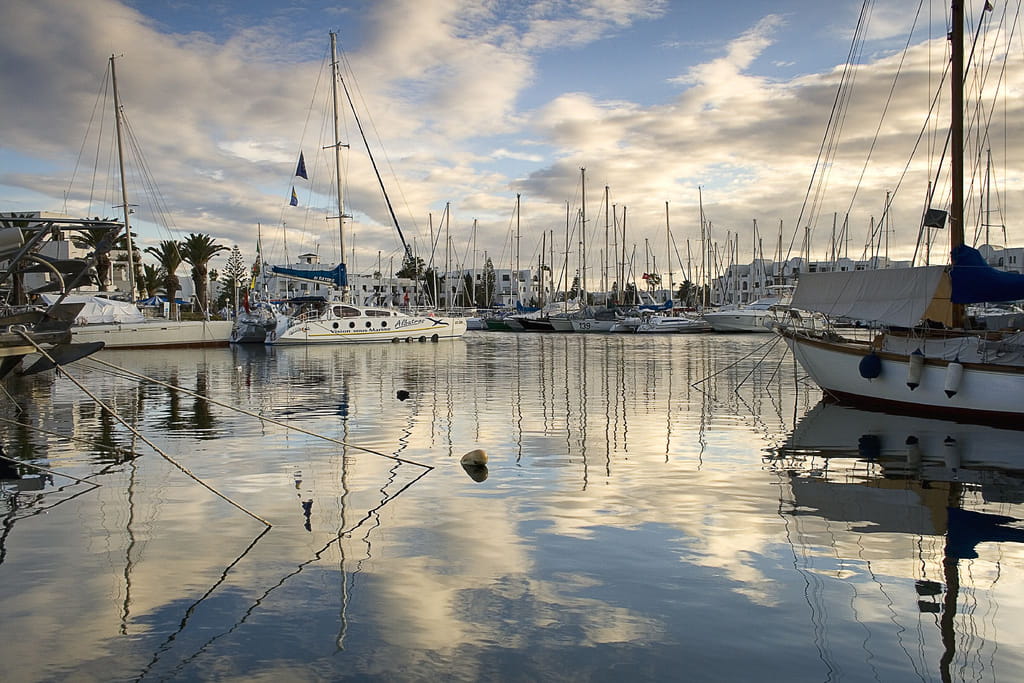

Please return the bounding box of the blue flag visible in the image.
[289,186,298,206]
[295,152,308,179]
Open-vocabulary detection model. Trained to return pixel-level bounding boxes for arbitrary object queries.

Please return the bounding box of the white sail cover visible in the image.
[790,266,946,327]
[40,294,147,324]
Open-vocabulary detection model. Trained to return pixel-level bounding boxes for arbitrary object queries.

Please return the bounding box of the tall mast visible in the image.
[329,32,348,303]
[514,194,521,307]
[110,55,136,298]
[666,202,673,305]
[580,167,587,305]
[949,0,965,328]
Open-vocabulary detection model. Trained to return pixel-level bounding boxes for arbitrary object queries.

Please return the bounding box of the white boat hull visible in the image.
[703,311,772,333]
[271,314,467,345]
[780,328,1024,424]
[569,319,617,333]
[70,319,233,349]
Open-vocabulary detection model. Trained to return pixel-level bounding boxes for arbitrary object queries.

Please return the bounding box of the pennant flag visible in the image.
[295,152,308,179]
[289,186,298,206]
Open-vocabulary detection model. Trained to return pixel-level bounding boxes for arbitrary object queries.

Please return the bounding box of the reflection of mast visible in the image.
[120,456,138,634]
[939,482,961,683]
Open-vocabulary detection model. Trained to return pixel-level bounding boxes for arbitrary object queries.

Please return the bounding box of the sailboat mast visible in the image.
[329,32,348,303]
[950,0,965,328]
[109,55,136,298]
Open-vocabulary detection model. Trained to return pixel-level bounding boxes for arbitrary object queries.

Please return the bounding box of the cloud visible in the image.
[1,0,1021,274]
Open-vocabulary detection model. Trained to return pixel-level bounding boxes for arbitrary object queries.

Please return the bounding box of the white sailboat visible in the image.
[269,33,466,346]
[65,56,232,349]
[776,1,1024,426]
[703,285,793,333]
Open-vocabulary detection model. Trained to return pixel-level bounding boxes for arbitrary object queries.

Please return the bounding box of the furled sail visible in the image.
[271,262,347,288]
[950,245,1024,304]
[790,266,947,327]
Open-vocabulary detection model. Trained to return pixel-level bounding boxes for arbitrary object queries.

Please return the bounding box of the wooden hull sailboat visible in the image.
[776,1,1024,427]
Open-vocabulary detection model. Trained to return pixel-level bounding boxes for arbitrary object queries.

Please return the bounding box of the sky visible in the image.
[1,0,1021,283]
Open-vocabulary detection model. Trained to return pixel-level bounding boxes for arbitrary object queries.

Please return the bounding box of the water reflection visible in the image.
[0,336,1022,680]
[770,401,1024,682]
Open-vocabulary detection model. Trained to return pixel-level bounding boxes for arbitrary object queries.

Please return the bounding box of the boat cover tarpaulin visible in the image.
[951,245,1024,304]
[40,295,146,324]
[790,266,946,327]
[271,262,347,288]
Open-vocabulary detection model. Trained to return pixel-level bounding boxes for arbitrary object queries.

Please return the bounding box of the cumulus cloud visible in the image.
[1,0,1020,272]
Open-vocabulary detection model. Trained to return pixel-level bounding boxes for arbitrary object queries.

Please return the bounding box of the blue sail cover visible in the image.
[271,263,347,288]
[950,245,1024,304]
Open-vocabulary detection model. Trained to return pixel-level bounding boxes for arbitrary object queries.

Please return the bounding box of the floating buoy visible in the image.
[944,360,964,398]
[859,352,882,380]
[460,448,488,466]
[396,390,410,401]
[906,349,924,390]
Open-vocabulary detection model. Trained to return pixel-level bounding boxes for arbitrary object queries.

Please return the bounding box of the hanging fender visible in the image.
[859,351,882,380]
[906,349,924,390]
[944,360,964,398]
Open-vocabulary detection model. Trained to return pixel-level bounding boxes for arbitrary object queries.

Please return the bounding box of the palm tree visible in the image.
[144,240,183,317]
[71,222,118,291]
[179,233,228,318]
[141,263,164,299]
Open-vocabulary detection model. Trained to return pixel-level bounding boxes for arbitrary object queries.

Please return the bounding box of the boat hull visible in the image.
[779,328,1024,425]
[569,319,618,333]
[703,311,772,333]
[71,320,233,349]
[271,315,467,345]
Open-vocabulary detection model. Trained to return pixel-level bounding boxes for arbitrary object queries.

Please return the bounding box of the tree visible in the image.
[217,246,248,313]
[479,257,496,307]
[71,223,119,291]
[179,233,229,318]
[623,282,637,304]
[144,240,183,317]
[141,263,163,298]
[460,274,474,307]
[396,254,426,279]
[422,267,443,307]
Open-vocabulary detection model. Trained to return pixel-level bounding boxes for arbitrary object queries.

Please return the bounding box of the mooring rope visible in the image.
[87,357,434,470]
[0,449,100,487]
[11,329,271,527]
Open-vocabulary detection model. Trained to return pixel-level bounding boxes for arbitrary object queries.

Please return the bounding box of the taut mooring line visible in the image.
[12,330,271,527]
[88,357,434,470]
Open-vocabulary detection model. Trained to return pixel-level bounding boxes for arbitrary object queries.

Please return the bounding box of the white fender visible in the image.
[906,349,924,390]
[944,361,964,398]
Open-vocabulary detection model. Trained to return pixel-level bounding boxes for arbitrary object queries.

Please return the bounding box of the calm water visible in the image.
[2,331,1024,682]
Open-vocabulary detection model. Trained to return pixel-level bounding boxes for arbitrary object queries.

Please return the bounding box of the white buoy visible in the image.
[460,449,488,466]
[906,349,924,390]
[944,361,964,398]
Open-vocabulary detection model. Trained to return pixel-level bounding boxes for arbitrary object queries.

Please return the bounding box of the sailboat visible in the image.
[776,1,1024,426]
[61,55,233,349]
[268,33,466,346]
[703,284,794,333]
